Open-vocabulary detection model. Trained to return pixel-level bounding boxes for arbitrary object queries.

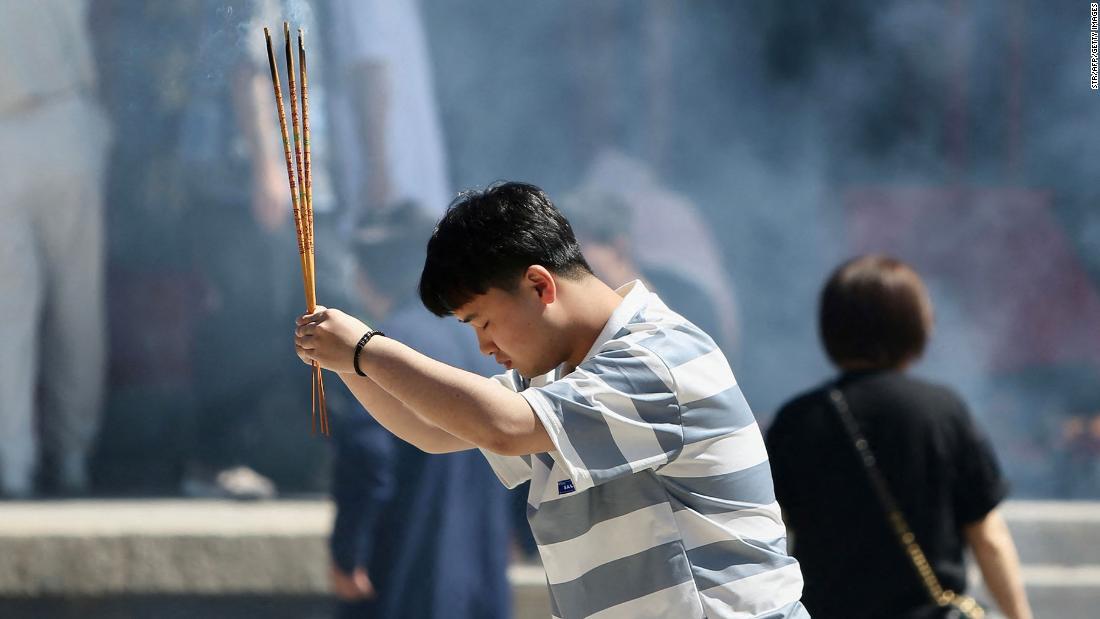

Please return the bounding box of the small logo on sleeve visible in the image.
[557,479,576,495]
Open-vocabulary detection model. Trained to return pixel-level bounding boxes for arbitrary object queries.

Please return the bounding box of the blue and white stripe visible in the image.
[482,281,808,619]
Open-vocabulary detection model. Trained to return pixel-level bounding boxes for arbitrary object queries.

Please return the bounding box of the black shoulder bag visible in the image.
[828,388,985,619]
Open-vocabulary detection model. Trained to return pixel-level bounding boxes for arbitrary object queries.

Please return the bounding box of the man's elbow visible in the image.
[481,424,537,457]
[482,430,522,457]
[481,400,551,456]
[411,434,474,455]
[397,432,454,455]
[484,424,553,457]
[416,442,451,455]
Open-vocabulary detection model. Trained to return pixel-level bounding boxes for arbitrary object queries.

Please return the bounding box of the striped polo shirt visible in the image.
[481,281,809,619]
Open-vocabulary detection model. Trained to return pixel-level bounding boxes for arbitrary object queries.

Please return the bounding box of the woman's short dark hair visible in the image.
[418,181,592,316]
[819,255,934,370]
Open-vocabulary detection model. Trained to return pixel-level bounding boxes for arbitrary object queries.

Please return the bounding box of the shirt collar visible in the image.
[535,280,652,383]
[576,279,651,367]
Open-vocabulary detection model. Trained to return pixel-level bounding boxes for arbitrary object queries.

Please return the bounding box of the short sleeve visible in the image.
[764,406,797,515]
[521,344,683,492]
[478,371,533,489]
[952,404,1009,525]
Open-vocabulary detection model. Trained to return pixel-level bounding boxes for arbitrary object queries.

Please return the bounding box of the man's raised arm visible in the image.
[296,307,552,456]
[337,363,475,455]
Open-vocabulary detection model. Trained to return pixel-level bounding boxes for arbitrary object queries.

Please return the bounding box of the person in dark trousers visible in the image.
[766,255,1032,619]
[328,202,511,619]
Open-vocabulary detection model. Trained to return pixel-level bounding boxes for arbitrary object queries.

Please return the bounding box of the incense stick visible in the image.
[283,23,314,310]
[263,28,310,303]
[299,29,315,262]
[298,28,328,435]
[265,24,329,436]
[283,22,323,434]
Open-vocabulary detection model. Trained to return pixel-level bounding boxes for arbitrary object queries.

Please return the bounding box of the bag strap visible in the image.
[827,387,956,607]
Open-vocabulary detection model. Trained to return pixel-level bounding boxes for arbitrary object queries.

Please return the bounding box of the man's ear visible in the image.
[524,265,558,306]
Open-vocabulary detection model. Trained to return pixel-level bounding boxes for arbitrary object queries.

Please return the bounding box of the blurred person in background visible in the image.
[91,0,342,497]
[328,201,511,619]
[0,0,111,498]
[1058,375,1100,498]
[90,0,212,495]
[766,255,1032,619]
[559,189,724,346]
[324,0,450,226]
[578,151,739,355]
[323,0,538,567]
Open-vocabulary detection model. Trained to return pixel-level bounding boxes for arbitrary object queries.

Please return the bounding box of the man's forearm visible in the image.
[966,510,1033,619]
[339,372,474,454]
[358,336,551,455]
[293,306,552,455]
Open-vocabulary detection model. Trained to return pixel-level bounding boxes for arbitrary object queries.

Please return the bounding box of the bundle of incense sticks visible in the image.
[264,22,328,436]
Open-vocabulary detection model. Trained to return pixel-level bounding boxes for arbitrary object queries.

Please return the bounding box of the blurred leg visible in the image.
[36,98,109,493]
[0,125,43,497]
[184,204,301,495]
[38,169,106,492]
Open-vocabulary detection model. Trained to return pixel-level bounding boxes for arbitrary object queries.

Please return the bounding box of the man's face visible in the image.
[453,279,562,378]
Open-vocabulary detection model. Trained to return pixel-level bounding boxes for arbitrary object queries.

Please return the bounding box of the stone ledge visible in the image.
[0,500,332,538]
[0,499,1095,619]
[0,499,552,617]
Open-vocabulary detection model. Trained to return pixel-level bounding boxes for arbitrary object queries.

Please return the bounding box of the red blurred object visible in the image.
[107,269,203,387]
[843,186,1100,372]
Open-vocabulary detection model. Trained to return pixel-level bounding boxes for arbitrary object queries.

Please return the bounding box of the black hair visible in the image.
[819,255,934,370]
[418,181,592,316]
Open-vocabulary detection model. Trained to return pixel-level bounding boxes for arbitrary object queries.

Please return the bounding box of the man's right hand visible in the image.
[330,563,376,601]
[295,306,374,373]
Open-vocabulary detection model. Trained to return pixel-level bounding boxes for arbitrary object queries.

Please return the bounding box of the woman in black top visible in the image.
[766,255,1032,619]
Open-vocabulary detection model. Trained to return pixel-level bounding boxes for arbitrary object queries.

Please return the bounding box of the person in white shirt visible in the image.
[0,0,111,497]
[326,0,450,224]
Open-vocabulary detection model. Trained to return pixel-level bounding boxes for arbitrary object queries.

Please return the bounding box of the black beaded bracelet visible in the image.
[353,330,384,377]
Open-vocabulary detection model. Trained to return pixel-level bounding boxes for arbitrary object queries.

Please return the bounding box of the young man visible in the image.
[295,182,809,619]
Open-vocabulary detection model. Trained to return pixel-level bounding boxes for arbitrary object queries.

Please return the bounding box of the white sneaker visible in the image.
[181,466,277,501]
